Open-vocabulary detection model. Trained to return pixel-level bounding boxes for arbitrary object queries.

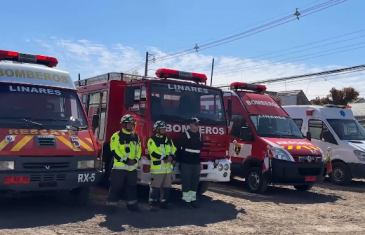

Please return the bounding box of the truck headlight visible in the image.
[218,164,223,171]
[77,160,95,169]
[354,150,365,161]
[223,164,229,171]
[0,161,14,170]
[272,148,292,161]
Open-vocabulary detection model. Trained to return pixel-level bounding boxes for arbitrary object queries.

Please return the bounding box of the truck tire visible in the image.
[293,184,313,191]
[329,162,352,186]
[197,182,210,195]
[70,186,90,206]
[245,167,268,194]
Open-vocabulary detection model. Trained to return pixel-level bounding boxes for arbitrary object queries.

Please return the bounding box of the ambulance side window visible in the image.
[308,119,329,140]
[230,114,248,138]
[293,119,303,130]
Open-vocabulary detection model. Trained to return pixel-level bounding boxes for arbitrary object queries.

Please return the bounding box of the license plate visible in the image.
[3,176,30,185]
[305,176,316,182]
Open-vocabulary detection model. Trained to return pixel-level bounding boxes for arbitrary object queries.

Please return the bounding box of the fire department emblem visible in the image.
[5,135,15,143]
[234,142,242,155]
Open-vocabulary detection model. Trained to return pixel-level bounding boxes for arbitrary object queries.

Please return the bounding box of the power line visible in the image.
[125,0,348,73]
[192,29,365,72]
[214,42,365,75]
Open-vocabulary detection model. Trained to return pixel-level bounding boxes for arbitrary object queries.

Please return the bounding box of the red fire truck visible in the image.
[0,50,102,203]
[221,82,326,193]
[75,68,232,194]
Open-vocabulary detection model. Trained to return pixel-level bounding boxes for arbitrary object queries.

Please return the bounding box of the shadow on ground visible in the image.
[208,178,342,205]
[99,185,243,232]
[315,178,365,193]
[0,187,107,230]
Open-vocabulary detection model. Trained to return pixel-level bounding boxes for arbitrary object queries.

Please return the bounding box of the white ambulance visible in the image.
[282,104,365,186]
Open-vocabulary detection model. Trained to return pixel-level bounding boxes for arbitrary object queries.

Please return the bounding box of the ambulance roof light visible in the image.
[230,82,267,92]
[306,109,314,116]
[0,50,58,68]
[155,68,207,83]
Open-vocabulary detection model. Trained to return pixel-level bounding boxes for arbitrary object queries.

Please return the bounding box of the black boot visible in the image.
[106,205,117,214]
[184,201,194,209]
[149,201,159,212]
[160,201,171,210]
[191,201,200,208]
[127,203,140,211]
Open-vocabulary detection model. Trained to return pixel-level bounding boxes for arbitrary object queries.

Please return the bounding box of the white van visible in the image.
[282,104,365,186]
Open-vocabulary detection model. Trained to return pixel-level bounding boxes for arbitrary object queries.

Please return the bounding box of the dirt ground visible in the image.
[1,178,365,235]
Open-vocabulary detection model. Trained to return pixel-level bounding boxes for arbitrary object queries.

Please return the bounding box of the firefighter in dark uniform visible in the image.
[106,114,141,213]
[147,120,177,211]
[176,117,203,208]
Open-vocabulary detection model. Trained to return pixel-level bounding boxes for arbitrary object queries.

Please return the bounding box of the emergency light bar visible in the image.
[155,68,207,83]
[0,50,58,68]
[230,82,267,92]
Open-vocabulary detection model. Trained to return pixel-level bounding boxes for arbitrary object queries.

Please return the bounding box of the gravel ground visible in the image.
[1,178,365,235]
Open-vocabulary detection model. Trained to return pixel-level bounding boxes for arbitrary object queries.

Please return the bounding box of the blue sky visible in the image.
[1,0,364,99]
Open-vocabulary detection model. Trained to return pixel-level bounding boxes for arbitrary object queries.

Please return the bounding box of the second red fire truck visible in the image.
[75,68,232,194]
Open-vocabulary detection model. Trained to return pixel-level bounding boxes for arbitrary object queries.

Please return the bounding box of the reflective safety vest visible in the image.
[110,129,141,171]
[148,134,177,174]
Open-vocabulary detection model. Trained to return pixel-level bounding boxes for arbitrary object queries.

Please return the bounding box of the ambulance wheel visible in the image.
[293,184,313,191]
[197,182,210,195]
[329,162,352,186]
[70,186,90,206]
[245,167,268,194]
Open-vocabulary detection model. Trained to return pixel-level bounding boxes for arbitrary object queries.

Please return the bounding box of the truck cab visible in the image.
[76,68,231,194]
[0,50,102,203]
[221,82,326,193]
[283,104,365,186]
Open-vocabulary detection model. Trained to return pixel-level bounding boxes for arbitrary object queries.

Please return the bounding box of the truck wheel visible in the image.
[245,167,268,194]
[197,182,210,195]
[70,186,90,206]
[329,162,352,186]
[293,184,313,191]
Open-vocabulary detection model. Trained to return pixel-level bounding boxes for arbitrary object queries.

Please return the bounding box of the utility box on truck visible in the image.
[0,50,102,203]
[220,82,326,193]
[75,68,232,195]
[283,104,365,186]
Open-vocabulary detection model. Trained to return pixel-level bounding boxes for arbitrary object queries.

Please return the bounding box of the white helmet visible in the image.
[153,120,167,131]
[120,114,136,124]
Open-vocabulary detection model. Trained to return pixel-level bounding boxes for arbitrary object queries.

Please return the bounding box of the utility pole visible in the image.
[144,52,148,76]
[210,58,215,86]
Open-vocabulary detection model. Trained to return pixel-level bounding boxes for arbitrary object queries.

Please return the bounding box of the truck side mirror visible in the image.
[91,114,99,130]
[227,98,232,120]
[306,131,311,141]
[239,126,250,141]
[124,86,135,108]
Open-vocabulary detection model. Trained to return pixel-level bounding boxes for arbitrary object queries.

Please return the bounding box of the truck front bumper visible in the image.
[0,156,103,192]
[270,158,326,185]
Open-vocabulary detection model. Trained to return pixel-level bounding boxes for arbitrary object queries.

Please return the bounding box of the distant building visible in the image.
[349,98,365,127]
[266,90,311,105]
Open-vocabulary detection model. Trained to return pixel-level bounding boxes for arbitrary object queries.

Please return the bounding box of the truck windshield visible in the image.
[250,114,303,139]
[327,119,365,140]
[0,84,88,130]
[150,82,226,125]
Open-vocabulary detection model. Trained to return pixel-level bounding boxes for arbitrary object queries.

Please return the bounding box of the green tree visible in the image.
[310,87,359,105]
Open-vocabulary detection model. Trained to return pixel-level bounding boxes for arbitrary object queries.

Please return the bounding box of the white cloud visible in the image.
[35,38,365,100]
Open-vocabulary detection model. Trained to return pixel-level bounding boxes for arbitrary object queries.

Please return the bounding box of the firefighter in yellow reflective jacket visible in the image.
[106,114,141,213]
[147,120,177,211]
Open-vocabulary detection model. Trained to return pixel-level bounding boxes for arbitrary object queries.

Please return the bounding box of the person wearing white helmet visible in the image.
[147,120,177,211]
[106,114,141,213]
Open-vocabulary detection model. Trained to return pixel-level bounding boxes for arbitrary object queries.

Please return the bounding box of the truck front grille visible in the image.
[23,162,70,170]
[30,174,66,182]
[35,136,57,147]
